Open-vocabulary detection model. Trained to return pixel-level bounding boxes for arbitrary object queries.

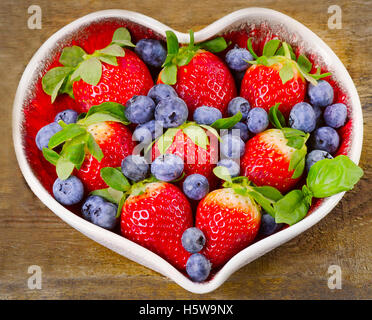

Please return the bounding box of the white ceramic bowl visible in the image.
[13,8,363,294]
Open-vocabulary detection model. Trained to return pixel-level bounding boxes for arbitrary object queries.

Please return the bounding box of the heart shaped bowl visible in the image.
[13,8,363,294]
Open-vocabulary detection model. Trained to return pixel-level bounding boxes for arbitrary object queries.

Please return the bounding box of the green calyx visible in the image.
[42,102,130,181]
[161,30,229,85]
[213,154,363,226]
[268,103,309,179]
[247,38,331,85]
[42,28,135,103]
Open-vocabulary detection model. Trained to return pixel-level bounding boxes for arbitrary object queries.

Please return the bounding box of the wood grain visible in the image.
[0,0,371,299]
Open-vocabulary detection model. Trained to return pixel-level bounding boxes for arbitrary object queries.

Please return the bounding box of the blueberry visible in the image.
[193,106,222,125]
[227,97,251,121]
[246,108,269,134]
[308,80,334,107]
[324,103,347,128]
[53,176,84,206]
[148,84,178,104]
[220,134,245,159]
[151,154,184,181]
[155,97,188,128]
[313,104,323,126]
[182,227,206,253]
[186,253,211,282]
[133,120,163,144]
[125,95,155,124]
[54,109,78,124]
[35,122,62,150]
[225,47,253,72]
[183,174,209,200]
[81,195,105,221]
[259,214,283,237]
[311,126,340,154]
[229,122,249,142]
[121,155,149,182]
[217,159,240,177]
[306,149,333,171]
[82,196,118,230]
[289,102,316,133]
[134,39,166,68]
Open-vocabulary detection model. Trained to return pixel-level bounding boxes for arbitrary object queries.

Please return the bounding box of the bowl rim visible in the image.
[12,7,363,294]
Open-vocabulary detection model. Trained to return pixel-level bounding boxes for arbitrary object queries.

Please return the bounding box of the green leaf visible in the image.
[63,143,85,169]
[183,125,209,150]
[42,66,73,100]
[307,155,364,198]
[87,134,104,162]
[247,38,258,60]
[112,28,135,47]
[116,194,128,218]
[282,128,309,149]
[72,57,102,86]
[85,102,128,124]
[51,78,65,103]
[268,103,286,129]
[83,113,127,126]
[176,49,195,67]
[56,157,75,180]
[256,56,269,66]
[165,30,179,55]
[274,189,310,225]
[59,46,86,67]
[100,167,131,192]
[157,128,178,154]
[276,43,296,60]
[213,166,232,183]
[98,44,125,57]
[199,125,220,142]
[297,54,312,73]
[42,147,60,165]
[98,55,118,66]
[279,62,294,84]
[48,124,86,149]
[211,112,242,129]
[161,64,177,85]
[263,39,281,57]
[251,186,283,202]
[91,187,124,204]
[198,37,228,53]
[289,148,307,179]
[247,189,276,216]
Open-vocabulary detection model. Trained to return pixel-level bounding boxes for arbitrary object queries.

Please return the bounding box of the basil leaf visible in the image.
[48,124,86,149]
[268,103,286,128]
[87,134,104,162]
[279,62,294,84]
[263,39,281,57]
[161,64,177,85]
[297,54,312,73]
[274,189,310,225]
[100,167,131,192]
[198,37,227,53]
[183,125,209,150]
[157,128,178,154]
[213,166,232,183]
[251,186,283,201]
[247,38,258,60]
[211,112,242,129]
[42,147,60,165]
[307,155,363,198]
[59,46,86,67]
[56,157,75,180]
[91,187,124,204]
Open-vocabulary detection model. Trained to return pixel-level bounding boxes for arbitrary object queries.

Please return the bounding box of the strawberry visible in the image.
[241,127,308,193]
[42,28,153,113]
[121,181,193,270]
[240,39,330,117]
[151,122,219,187]
[196,186,261,268]
[157,31,236,116]
[41,102,136,192]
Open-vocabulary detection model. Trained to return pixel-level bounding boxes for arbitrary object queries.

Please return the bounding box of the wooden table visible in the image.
[1,0,371,299]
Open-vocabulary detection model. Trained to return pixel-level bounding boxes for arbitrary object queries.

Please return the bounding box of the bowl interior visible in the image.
[13,8,363,294]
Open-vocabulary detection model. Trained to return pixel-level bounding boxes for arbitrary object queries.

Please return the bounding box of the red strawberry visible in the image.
[121,182,193,270]
[241,129,307,193]
[196,188,261,268]
[41,27,153,113]
[73,49,153,113]
[151,123,219,187]
[76,121,136,192]
[240,40,330,117]
[157,31,236,116]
